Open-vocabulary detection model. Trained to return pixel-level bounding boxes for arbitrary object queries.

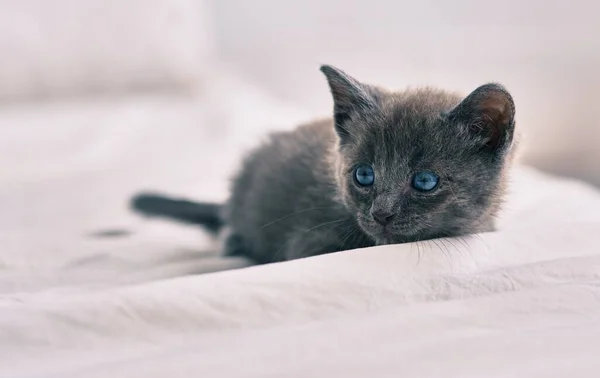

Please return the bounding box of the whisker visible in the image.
[472,233,494,254]
[430,239,452,267]
[439,239,453,260]
[444,237,465,260]
[336,227,357,250]
[260,206,340,229]
[271,218,349,262]
[303,218,347,233]
[270,241,287,263]
[414,239,423,271]
[457,236,476,262]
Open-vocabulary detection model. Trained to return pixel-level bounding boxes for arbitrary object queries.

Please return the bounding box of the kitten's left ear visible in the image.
[448,83,515,151]
[320,65,380,142]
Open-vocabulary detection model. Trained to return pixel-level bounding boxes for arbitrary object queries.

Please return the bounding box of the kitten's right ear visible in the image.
[320,65,379,141]
[448,83,516,152]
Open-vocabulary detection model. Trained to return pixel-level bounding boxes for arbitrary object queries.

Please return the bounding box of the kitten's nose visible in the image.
[371,209,395,226]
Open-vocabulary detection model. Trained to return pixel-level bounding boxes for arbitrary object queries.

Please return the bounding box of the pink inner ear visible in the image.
[481,94,511,125]
[478,94,512,149]
[452,83,515,151]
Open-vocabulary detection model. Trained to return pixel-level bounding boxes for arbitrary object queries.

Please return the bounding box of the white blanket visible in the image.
[2,77,600,377]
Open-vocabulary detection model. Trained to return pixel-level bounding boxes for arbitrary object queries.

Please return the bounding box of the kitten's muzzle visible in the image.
[371,209,395,226]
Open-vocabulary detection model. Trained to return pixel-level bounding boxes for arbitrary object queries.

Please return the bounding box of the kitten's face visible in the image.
[321,65,516,244]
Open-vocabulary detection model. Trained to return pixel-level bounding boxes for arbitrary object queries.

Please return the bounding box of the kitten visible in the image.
[131,65,517,264]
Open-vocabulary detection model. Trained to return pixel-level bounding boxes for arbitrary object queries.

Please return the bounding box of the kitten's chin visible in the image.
[361,227,403,246]
[372,235,393,246]
[356,215,427,245]
[359,222,424,246]
[372,233,408,246]
[372,232,424,246]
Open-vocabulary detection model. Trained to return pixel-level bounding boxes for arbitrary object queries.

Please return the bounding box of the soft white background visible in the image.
[2,1,600,377]
[2,0,600,186]
[208,0,600,186]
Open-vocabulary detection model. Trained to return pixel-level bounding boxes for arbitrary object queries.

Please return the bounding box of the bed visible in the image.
[2,70,600,377]
[2,1,600,375]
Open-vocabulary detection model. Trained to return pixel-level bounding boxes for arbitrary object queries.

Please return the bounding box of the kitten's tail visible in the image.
[130,192,224,234]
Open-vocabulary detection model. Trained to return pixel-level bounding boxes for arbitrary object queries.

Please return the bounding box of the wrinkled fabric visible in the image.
[1,76,600,377]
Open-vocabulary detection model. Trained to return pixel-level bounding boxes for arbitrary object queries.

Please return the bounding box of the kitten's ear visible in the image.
[320,65,379,141]
[448,83,515,151]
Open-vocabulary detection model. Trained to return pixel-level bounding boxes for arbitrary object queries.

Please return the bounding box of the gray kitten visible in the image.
[131,65,517,264]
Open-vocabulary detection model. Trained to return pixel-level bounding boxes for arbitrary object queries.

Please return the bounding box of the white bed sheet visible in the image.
[1,75,600,377]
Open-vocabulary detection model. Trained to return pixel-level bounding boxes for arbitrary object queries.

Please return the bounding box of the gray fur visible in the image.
[131,65,518,264]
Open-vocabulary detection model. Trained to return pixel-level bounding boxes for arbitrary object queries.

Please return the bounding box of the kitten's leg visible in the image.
[219,227,247,257]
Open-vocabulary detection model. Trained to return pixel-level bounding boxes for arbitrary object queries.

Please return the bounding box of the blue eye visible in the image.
[412,171,439,192]
[354,164,375,186]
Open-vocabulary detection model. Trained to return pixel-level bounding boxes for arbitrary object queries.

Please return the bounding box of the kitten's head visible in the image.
[321,65,517,245]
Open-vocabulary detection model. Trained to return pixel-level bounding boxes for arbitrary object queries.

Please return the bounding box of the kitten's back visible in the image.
[224,119,351,262]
